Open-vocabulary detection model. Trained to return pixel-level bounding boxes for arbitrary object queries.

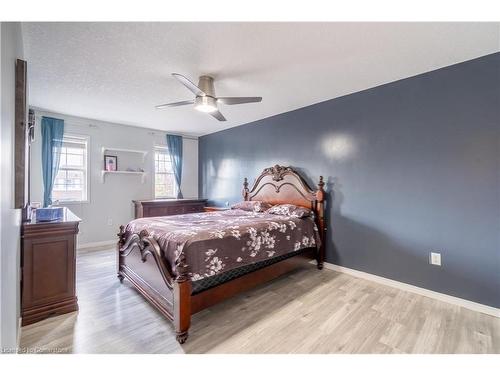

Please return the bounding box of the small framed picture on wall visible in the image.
[104,155,118,171]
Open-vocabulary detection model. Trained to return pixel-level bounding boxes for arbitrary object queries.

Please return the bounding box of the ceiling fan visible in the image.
[155,73,262,121]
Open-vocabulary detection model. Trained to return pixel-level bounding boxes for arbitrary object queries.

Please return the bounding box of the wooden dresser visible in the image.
[21,208,81,326]
[133,198,207,218]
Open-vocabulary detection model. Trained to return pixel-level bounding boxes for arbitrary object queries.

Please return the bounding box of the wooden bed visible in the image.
[116,165,326,343]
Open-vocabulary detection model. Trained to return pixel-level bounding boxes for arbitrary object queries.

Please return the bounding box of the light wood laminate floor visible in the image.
[19,247,499,354]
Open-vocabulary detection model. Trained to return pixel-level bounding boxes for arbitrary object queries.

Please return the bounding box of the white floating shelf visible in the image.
[101,170,146,184]
[101,147,148,162]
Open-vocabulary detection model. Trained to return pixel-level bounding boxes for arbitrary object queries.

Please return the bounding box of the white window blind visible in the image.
[52,135,89,203]
[154,147,176,198]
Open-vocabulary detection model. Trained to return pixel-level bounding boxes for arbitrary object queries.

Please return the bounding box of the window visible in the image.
[154,147,176,198]
[52,135,89,203]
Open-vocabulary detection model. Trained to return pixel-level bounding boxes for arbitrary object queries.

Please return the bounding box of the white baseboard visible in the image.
[77,240,116,250]
[322,262,499,318]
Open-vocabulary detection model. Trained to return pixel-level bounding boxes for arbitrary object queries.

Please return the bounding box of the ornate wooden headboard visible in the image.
[242,165,326,268]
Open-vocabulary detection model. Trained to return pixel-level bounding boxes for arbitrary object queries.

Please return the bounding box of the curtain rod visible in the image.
[33,112,199,140]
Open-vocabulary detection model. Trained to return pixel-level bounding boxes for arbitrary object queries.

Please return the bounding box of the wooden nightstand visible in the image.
[204,206,230,212]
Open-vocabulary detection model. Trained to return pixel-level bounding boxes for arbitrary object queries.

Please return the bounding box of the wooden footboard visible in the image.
[117,226,191,343]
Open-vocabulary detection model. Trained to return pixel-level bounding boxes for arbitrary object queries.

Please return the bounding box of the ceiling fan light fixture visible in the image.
[155,73,262,121]
[194,96,217,113]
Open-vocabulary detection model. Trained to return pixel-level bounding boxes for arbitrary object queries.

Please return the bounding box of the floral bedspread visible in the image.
[125,209,320,281]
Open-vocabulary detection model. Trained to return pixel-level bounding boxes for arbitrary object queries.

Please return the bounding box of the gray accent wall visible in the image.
[199,53,500,308]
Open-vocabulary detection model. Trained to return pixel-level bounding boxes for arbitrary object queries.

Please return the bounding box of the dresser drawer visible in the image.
[169,205,185,215]
[183,204,205,214]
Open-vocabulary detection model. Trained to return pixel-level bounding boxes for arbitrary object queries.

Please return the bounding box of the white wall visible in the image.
[0,22,24,350]
[30,110,199,245]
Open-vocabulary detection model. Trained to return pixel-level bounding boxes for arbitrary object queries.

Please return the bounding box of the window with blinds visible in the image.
[154,146,177,198]
[52,135,89,203]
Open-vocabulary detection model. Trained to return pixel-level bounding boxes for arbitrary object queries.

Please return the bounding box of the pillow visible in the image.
[231,201,273,213]
[266,204,311,218]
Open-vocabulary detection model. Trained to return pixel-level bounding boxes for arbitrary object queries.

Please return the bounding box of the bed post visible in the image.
[173,258,192,344]
[316,176,326,270]
[117,225,126,282]
[242,177,249,201]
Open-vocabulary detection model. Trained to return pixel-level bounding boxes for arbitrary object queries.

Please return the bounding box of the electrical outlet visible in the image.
[430,252,441,266]
[107,218,113,226]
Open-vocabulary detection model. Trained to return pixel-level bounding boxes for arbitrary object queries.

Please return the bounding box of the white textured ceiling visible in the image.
[22,22,499,136]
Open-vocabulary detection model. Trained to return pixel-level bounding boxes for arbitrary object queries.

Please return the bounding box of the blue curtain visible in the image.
[41,117,64,207]
[166,134,183,199]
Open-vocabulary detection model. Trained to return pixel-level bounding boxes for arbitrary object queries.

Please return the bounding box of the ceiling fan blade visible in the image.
[217,97,262,105]
[155,100,194,109]
[209,110,227,121]
[172,73,206,97]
